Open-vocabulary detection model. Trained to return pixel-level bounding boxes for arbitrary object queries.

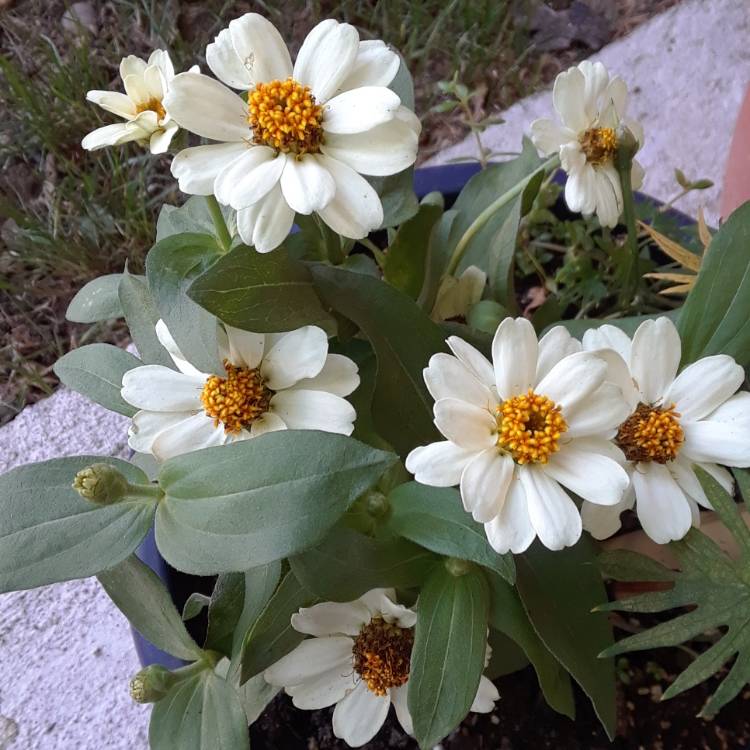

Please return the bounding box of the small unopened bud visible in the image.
[365,490,389,518]
[72,463,129,505]
[444,557,472,577]
[129,665,176,704]
[615,125,639,171]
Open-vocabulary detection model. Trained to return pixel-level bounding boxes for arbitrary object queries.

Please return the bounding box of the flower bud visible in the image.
[365,490,389,519]
[615,124,639,171]
[444,557,472,577]
[72,463,129,505]
[129,664,176,704]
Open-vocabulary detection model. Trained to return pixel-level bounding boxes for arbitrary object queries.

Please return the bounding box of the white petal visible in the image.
[320,110,418,176]
[588,348,640,410]
[163,72,249,142]
[322,86,400,135]
[148,49,174,81]
[359,589,416,627]
[405,441,477,487]
[629,317,681,404]
[128,410,191,454]
[228,13,293,86]
[424,353,495,409]
[564,161,597,214]
[260,326,328,390]
[149,123,178,154]
[225,326,265,369]
[151,412,226,460]
[143,64,165,101]
[545,440,629,506]
[119,54,146,81]
[594,164,623,228]
[170,142,248,196]
[696,461,734,495]
[287,665,355,710]
[664,355,745,422]
[536,326,581,382]
[81,122,137,150]
[492,317,538,400]
[270,390,355,435]
[332,680,390,748]
[206,27,253,89]
[682,402,750,467]
[291,353,359,397]
[391,685,413,735]
[291,601,370,637]
[483,474,535,554]
[121,365,204,411]
[433,398,497,452]
[264,637,353,686]
[578,60,610,122]
[670,456,712,510]
[154,319,205,377]
[553,66,589,132]
[581,490,635,540]
[581,324,632,363]
[249,411,287,438]
[336,40,400,93]
[315,154,383,238]
[446,336,495,387]
[236,184,295,253]
[460,449,514,522]
[535,351,607,414]
[280,156,336,215]
[520,467,582,551]
[293,19,360,103]
[86,90,136,118]
[529,117,574,156]
[563,382,632,439]
[215,147,284,210]
[122,73,150,105]
[471,675,500,713]
[632,462,692,544]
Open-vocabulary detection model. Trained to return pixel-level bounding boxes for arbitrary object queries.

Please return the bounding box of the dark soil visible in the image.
[249,646,750,750]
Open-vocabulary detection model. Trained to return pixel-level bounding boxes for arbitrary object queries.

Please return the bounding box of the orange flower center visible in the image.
[352,617,413,696]
[248,77,324,157]
[135,97,166,121]
[616,402,684,464]
[579,126,617,165]
[200,360,273,434]
[496,389,568,465]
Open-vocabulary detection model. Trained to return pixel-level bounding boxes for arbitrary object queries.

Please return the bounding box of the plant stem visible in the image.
[127,482,165,501]
[206,195,232,253]
[444,154,559,277]
[615,128,641,307]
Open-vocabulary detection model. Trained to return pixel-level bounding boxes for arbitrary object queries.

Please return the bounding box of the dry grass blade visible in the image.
[697,207,712,250]
[638,220,702,272]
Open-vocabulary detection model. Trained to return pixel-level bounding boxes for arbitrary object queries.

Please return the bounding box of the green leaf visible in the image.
[155,431,397,574]
[146,232,224,374]
[66,273,124,323]
[485,571,574,718]
[419,209,459,312]
[549,307,680,339]
[53,343,141,416]
[205,573,245,657]
[0,456,155,592]
[408,562,489,749]
[183,593,211,622]
[156,195,234,243]
[312,265,446,458]
[370,167,419,228]
[599,467,750,718]
[149,670,249,750]
[485,628,529,679]
[118,270,174,368]
[240,570,316,683]
[289,525,436,601]
[187,244,333,333]
[516,538,616,738]
[384,202,443,298]
[98,555,203,661]
[678,201,750,366]
[386,482,515,582]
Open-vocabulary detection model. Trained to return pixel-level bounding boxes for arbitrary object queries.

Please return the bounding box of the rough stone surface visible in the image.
[428,0,750,226]
[2,0,749,748]
[0,391,149,749]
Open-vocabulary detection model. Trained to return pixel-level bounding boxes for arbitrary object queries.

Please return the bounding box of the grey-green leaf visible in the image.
[66,273,124,322]
[386,482,515,582]
[155,431,397,574]
[0,456,154,592]
[98,555,203,661]
[53,343,141,416]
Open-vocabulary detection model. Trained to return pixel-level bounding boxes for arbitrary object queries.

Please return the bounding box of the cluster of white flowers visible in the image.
[407,316,750,551]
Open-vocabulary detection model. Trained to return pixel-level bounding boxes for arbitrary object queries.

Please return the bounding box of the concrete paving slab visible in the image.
[428,0,750,226]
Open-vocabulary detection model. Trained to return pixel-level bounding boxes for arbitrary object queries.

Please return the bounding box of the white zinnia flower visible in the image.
[405,318,632,553]
[121,320,358,460]
[263,588,498,748]
[82,50,187,154]
[164,13,420,252]
[430,265,486,322]
[530,61,644,228]
[580,317,750,544]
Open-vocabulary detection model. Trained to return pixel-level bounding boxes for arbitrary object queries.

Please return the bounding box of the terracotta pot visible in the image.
[720,84,750,220]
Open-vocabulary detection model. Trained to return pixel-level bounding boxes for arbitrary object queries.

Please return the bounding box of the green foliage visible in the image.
[53,343,142,416]
[408,561,489,749]
[154,432,397,574]
[66,274,125,323]
[188,245,334,333]
[0,457,155,592]
[204,574,246,657]
[599,468,750,718]
[156,196,234,243]
[386,482,515,582]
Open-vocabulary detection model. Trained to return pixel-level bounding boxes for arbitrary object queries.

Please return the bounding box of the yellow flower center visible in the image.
[200,360,273,434]
[136,97,166,121]
[579,126,617,165]
[248,77,324,157]
[496,389,568,465]
[352,617,413,696]
[616,402,684,464]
